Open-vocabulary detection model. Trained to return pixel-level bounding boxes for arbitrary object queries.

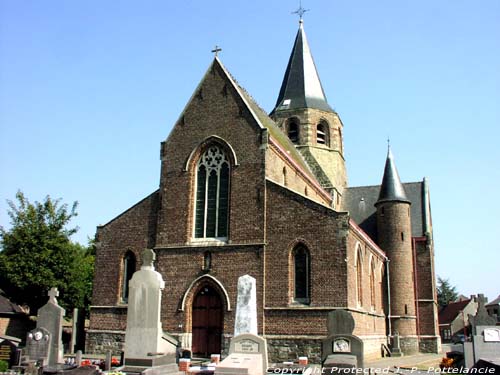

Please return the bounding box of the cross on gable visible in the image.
[48,287,59,303]
[211,45,222,56]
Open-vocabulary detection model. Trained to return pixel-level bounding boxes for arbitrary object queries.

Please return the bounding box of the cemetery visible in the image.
[0,249,498,375]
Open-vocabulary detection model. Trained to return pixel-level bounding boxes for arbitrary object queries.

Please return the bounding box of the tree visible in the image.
[437,276,459,308]
[0,191,94,314]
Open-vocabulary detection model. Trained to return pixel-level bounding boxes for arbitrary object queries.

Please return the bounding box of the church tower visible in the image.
[270,19,347,208]
[375,148,418,354]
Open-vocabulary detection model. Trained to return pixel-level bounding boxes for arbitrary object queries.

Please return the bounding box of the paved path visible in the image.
[365,353,446,374]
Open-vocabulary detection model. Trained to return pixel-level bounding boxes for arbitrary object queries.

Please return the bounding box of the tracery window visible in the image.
[121,251,136,303]
[293,245,310,304]
[194,145,230,239]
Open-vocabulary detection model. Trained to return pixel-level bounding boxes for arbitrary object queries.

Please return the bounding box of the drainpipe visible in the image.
[386,259,392,339]
[412,237,420,338]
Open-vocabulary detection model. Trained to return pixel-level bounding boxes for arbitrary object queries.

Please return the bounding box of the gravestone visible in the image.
[464,295,500,369]
[216,275,268,375]
[391,331,402,357]
[25,327,51,366]
[321,310,364,372]
[24,288,65,366]
[0,335,21,368]
[234,275,257,336]
[122,249,180,374]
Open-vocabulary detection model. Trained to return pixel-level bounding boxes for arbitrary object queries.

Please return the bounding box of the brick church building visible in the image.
[87,19,440,362]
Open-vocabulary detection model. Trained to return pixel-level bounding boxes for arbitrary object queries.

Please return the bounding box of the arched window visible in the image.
[316,122,329,146]
[356,250,363,307]
[194,145,230,239]
[370,258,376,309]
[287,120,299,144]
[121,251,136,303]
[293,245,310,304]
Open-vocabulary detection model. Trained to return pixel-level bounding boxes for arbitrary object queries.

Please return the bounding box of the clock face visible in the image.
[34,331,43,341]
[333,338,350,353]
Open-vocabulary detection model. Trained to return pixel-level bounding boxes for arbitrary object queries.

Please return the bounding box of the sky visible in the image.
[1,1,499,302]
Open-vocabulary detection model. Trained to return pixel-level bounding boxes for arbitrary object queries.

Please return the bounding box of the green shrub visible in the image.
[0,359,9,372]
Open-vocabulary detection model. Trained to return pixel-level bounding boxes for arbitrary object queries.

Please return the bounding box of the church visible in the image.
[87,18,440,362]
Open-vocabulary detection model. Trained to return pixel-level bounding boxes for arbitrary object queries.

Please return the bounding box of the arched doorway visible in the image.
[191,285,223,356]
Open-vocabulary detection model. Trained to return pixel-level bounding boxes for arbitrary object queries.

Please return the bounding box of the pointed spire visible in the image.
[272,21,333,113]
[376,146,410,205]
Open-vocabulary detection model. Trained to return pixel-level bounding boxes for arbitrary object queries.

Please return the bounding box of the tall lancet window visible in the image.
[370,258,376,310]
[293,245,310,304]
[121,251,136,303]
[356,250,363,306]
[194,145,230,239]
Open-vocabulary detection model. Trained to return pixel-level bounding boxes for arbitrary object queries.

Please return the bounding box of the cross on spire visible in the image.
[48,287,59,304]
[292,1,309,21]
[211,45,222,57]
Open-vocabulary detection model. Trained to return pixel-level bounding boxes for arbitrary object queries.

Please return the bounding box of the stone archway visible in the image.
[181,275,230,356]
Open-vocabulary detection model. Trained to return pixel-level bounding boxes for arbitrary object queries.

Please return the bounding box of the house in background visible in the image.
[0,293,32,343]
[486,295,500,323]
[438,296,478,341]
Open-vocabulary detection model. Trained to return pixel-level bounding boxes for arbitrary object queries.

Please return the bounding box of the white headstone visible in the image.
[124,249,176,360]
[234,275,257,336]
[35,287,65,365]
[217,275,267,375]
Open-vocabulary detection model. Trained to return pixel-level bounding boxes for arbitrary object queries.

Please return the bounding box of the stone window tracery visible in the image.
[194,145,230,239]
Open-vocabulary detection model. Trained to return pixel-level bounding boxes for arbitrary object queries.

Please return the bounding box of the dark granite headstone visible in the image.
[322,310,364,370]
[327,310,355,335]
[0,336,20,368]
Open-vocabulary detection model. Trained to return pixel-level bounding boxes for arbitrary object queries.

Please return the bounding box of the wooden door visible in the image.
[192,286,223,356]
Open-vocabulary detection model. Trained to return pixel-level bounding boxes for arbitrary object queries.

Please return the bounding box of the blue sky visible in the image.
[1,1,499,301]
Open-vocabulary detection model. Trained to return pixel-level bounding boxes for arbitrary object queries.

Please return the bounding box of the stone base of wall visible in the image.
[86,330,125,355]
[400,336,419,355]
[419,336,441,354]
[265,336,322,364]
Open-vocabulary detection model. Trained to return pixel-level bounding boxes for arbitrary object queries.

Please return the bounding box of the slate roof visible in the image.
[486,295,500,307]
[216,58,318,182]
[0,294,25,314]
[344,181,426,240]
[439,299,472,325]
[377,148,410,205]
[272,21,333,113]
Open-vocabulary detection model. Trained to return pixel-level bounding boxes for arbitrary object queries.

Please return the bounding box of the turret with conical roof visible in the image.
[375,147,418,354]
[271,20,347,208]
[377,147,411,205]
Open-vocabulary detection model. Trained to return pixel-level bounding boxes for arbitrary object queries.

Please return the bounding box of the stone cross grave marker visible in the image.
[123,249,178,372]
[26,287,65,366]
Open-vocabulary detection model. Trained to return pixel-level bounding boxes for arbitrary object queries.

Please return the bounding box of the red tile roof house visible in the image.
[0,293,32,344]
[438,296,478,341]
